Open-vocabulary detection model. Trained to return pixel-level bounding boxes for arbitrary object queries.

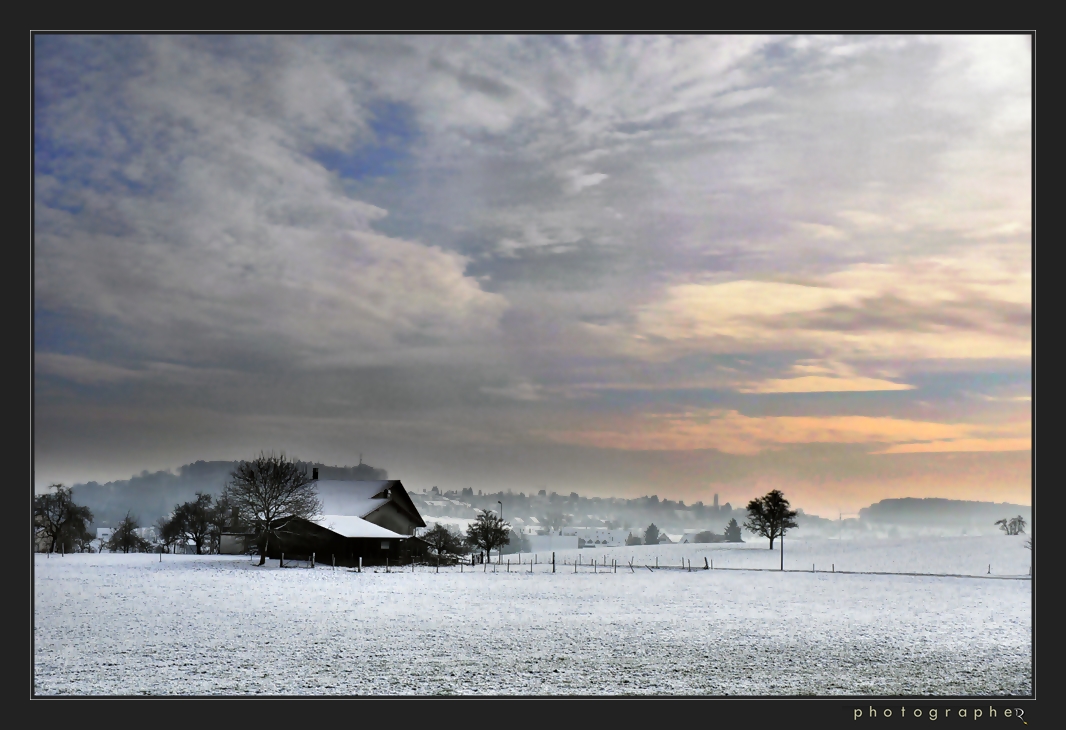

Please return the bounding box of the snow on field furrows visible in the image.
[34,536,1032,696]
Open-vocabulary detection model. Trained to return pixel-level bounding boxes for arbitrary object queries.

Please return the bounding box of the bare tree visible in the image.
[155,514,182,553]
[541,510,570,532]
[106,511,151,553]
[465,510,511,561]
[423,523,465,556]
[743,489,798,549]
[996,515,1028,536]
[175,492,214,554]
[34,484,94,553]
[208,493,240,554]
[224,452,321,566]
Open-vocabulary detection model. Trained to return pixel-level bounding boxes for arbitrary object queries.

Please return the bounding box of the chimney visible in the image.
[312,467,319,481]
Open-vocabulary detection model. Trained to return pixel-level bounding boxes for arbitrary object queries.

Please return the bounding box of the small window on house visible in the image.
[381,541,390,550]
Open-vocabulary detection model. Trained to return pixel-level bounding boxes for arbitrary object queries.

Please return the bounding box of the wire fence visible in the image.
[243,551,1031,580]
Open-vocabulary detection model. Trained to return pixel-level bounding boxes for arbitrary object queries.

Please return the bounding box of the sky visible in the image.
[33,35,1032,517]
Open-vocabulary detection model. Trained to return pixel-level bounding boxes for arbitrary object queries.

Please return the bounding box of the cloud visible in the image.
[563,169,609,194]
[872,438,1031,454]
[587,249,1030,363]
[35,37,507,371]
[480,381,545,401]
[36,353,142,385]
[541,408,1030,456]
[737,375,915,393]
[792,222,847,241]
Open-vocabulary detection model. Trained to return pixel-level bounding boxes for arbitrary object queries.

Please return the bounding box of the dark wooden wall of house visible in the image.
[262,518,413,566]
[364,501,420,536]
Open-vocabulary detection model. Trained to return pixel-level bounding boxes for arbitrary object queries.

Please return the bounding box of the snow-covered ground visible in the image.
[543,534,1033,576]
[34,536,1032,696]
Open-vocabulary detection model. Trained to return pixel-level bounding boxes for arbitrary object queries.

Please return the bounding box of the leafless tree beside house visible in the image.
[224,452,322,566]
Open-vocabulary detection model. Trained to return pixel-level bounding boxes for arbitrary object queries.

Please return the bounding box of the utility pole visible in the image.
[780,530,784,571]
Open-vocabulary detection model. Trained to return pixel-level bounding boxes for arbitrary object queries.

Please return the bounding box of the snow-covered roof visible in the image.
[315,480,392,518]
[312,515,407,539]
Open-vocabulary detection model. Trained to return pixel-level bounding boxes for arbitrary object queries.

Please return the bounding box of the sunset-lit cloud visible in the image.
[583,251,1030,365]
[543,408,1030,456]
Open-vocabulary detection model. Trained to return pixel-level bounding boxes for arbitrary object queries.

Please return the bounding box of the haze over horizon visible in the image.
[34,36,1031,518]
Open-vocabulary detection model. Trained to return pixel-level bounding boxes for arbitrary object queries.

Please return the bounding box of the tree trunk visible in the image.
[258,534,269,566]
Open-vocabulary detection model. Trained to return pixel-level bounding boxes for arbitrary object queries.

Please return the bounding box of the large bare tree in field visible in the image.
[33,484,93,553]
[224,452,321,566]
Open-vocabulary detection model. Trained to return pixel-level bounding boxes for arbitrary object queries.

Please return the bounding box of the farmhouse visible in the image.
[221,472,427,565]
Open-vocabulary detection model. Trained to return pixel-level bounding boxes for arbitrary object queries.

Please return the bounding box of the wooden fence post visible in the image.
[281,552,284,567]
[311,552,315,568]
[704,557,709,570]
[552,552,555,573]
[359,557,362,573]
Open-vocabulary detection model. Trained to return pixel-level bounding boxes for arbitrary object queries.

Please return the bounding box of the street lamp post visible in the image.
[498,500,503,564]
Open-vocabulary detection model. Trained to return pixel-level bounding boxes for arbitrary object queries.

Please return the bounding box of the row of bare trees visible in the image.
[155,492,244,554]
[33,486,157,553]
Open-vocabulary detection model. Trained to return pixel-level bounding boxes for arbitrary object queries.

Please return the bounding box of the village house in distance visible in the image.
[220,468,427,565]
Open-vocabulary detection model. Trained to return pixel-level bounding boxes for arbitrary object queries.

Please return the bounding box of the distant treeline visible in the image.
[859,498,1032,526]
[70,459,387,528]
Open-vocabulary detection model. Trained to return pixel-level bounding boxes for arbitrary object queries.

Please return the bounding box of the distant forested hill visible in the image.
[859,498,1031,529]
[70,459,387,528]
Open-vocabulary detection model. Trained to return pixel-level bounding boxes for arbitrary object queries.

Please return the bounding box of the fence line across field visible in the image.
[241,551,1030,581]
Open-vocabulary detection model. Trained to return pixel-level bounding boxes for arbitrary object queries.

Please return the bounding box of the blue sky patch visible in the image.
[313,100,419,182]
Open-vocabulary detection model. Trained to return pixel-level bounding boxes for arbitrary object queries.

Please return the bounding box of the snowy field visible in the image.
[34,536,1032,696]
